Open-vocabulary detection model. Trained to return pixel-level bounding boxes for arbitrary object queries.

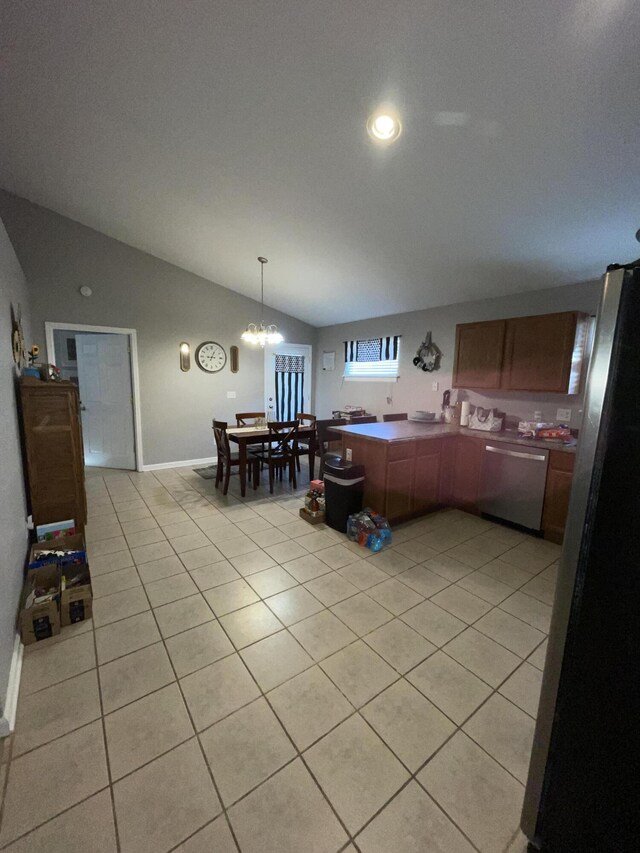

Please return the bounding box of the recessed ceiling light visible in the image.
[367,108,402,144]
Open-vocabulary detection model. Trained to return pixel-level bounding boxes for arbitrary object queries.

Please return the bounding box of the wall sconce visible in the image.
[230,345,239,374]
[179,342,191,372]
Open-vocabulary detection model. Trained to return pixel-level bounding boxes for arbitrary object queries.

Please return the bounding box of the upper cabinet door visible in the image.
[502,312,585,393]
[452,320,506,388]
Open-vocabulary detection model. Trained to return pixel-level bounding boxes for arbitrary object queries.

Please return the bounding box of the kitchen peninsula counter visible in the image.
[329,421,577,454]
[329,420,577,529]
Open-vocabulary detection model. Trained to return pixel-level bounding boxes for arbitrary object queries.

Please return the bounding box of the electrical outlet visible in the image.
[226,391,237,399]
[556,408,571,423]
[432,381,439,391]
[345,448,353,462]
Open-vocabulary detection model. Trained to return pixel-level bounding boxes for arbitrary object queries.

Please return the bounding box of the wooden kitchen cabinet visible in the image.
[452,320,506,389]
[452,310,589,393]
[19,378,87,530]
[542,450,575,544]
[502,312,588,393]
[412,439,443,515]
[450,436,485,513]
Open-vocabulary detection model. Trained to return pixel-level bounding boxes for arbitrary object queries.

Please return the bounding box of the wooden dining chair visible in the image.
[383,413,408,422]
[212,420,259,496]
[316,418,346,478]
[235,412,266,427]
[350,415,377,424]
[294,412,317,478]
[250,420,299,494]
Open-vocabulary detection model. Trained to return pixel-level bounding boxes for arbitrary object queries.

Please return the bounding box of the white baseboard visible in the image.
[0,633,23,738]
[140,456,217,472]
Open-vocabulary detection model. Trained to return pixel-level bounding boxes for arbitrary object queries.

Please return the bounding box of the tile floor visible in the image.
[0,462,559,853]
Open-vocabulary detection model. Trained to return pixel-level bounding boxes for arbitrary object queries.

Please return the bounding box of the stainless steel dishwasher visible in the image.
[479,442,549,530]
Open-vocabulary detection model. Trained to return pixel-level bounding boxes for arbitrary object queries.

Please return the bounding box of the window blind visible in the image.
[343,336,400,381]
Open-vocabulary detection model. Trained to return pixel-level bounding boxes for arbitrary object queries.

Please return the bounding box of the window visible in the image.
[343,336,400,381]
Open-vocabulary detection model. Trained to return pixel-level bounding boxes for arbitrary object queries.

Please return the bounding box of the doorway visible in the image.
[46,322,143,470]
[264,343,313,420]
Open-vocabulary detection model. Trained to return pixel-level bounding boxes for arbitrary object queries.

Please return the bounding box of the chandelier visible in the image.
[241,256,284,346]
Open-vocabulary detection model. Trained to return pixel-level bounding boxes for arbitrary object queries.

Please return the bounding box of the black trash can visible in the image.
[323,457,365,532]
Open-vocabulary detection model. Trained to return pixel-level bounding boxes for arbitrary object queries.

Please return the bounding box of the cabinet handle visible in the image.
[485,445,546,462]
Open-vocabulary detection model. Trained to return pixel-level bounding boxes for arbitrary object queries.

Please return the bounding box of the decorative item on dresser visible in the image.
[18,377,87,531]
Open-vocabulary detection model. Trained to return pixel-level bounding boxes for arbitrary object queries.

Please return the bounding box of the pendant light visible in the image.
[241,257,284,346]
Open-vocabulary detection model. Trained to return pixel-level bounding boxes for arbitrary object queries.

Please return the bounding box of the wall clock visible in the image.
[195,341,227,373]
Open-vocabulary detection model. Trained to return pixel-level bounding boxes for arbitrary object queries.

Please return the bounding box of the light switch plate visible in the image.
[556,408,571,423]
[345,448,353,461]
[227,391,237,399]
[432,381,439,391]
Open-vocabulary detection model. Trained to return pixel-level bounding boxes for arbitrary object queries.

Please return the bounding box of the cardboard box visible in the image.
[29,533,86,569]
[60,564,92,626]
[19,563,61,645]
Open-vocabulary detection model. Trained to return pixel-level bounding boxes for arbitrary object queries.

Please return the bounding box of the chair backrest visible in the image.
[383,413,408,422]
[212,419,230,459]
[350,415,377,424]
[236,411,265,427]
[267,420,299,459]
[296,412,316,426]
[316,418,346,451]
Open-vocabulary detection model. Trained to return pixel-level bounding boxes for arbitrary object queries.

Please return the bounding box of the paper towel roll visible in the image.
[460,401,470,426]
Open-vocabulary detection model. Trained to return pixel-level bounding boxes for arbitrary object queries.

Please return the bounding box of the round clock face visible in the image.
[195,341,227,373]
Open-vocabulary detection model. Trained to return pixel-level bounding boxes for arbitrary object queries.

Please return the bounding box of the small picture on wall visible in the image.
[66,338,77,361]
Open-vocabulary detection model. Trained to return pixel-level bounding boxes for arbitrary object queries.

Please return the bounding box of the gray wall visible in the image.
[315,280,602,426]
[0,218,31,714]
[0,191,317,466]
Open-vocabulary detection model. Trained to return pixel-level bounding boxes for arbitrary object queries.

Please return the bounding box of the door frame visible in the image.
[264,342,313,417]
[45,321,144,470]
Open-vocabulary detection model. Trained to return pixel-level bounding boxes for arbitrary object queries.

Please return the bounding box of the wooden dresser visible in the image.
[19,378,87,531]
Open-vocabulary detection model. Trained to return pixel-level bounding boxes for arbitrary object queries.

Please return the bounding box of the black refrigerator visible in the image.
[522,263,640,851]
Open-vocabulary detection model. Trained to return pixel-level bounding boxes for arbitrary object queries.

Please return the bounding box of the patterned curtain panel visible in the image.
[344,336,400,363]
[274,354,305,421]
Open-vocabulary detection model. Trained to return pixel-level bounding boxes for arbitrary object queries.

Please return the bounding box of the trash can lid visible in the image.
[324,459,365,479]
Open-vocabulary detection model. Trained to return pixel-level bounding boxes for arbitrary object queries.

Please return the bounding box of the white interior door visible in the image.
[76,333,136,469]
[265,343,312,420]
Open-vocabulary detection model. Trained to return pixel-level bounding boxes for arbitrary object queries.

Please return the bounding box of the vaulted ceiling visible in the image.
[1,1,639,325]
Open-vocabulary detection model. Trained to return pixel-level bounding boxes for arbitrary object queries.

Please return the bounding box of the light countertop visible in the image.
[329,420,578,454]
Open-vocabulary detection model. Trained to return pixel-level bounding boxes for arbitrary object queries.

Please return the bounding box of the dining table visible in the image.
[226,424,317,496]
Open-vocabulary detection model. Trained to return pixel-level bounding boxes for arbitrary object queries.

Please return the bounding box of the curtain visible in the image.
[274,354,305,421]
[344,335,400,363]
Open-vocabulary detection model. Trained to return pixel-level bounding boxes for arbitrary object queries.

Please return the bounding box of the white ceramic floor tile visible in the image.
[463,693,536,783]
[228,759,348,853]
[364,619,436,674]
[240,630,313,691]
[320,641,398,708]
[180,654,261,731]
[264,585,324,626]
[418,732,524,853]
[99,642,175,713]
[444,628,521,687]
[305,714,409,834]
[113,738,221,853]
[267,666,354,750]
[219,601,284,648]
[407,650,492,725]
[361,680,455,771]
[330,592,393,636]
[200,698,296,804]
[356,781,475,853]
[166,620,234,677]
[0,721,109,847]
[105,683,194,780]
[289,610,358,661]
[499,662,544,717]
